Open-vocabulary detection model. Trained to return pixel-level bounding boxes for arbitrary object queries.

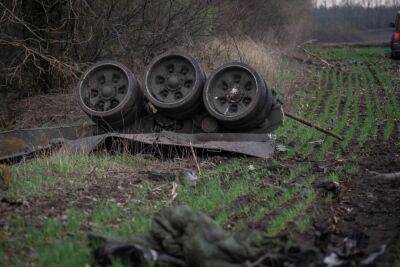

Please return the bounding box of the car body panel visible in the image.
[391,11,400,58]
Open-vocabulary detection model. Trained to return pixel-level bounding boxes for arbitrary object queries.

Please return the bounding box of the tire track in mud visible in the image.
[366,62,384,87]
[367,63,399,141]
[279,66,329,156]
[364,64,384,139]
[317,67,346,159]
[309,67,331,120]
[358,65,375,145]
[341,64,363,148]
[336,71,354,134]
[248,170,316,232]
[335,67,347,119]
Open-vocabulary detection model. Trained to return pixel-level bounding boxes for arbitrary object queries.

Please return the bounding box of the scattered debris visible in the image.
[323,237,386,267]
[89,235,187,267]
[314,181,340,197]
[90,205,320,267]
[324,252,344,267]
[140,170,176,182]
[181,170,198,187]
[367,171,400,181]
[170,182,178,202]
[189,142,202,175]
[360,245,386,265]
[248,164,255,171]
[315,220,388,267]
[276,144,287,152]
[1,197,22,206]
[340,95,346,105]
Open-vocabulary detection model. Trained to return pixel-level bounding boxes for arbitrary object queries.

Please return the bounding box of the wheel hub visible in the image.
[206,66,260,118]
[146,54,201,107]
[228,86,242,103]
[81,65,130,112]
[167,75,181,90]
[101,85,116,99]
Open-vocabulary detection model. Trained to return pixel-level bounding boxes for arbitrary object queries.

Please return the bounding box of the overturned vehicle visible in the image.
[0,52,284,162]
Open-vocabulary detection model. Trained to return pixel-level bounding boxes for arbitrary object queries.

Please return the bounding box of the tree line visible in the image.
[314,4,399,29]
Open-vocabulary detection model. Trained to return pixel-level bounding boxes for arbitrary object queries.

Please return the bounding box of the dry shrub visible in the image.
[0,0,313,96]
[0,0,313,97]
[0,0,219,97]
[189,35,303,98]
[5,94,88,129]
[192,36,281,81]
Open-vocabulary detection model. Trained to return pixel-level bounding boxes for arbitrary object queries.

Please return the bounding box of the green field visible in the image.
[1,46,399,266]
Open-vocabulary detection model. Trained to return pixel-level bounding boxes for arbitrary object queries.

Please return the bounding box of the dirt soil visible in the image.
[312,141,400,266]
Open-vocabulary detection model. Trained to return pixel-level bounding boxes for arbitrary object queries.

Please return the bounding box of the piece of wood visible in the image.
[369,172,400,181]
[189,142,202,175]
[0,164,11,189]
[284,112,344,141]
[300,47,333,68]
[245,253,275,267]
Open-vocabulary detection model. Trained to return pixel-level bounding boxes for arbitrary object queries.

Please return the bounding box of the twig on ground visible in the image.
[281,53,309,64]
[170,182,178,202]
[368,172,400,181]
[245,253,276,267]
[284,111,344,141]
[300,47,333,68]
[189,142,202,175]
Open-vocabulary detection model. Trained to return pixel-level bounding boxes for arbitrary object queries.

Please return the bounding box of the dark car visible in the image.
[391,11,400,59]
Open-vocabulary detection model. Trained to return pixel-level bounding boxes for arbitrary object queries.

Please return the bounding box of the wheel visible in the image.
[391,51,400,59]
[144,52,206,119]
[77,60,143,129]
[203,62,273,130]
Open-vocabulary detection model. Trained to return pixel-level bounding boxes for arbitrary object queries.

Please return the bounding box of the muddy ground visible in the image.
[312,142,400,266]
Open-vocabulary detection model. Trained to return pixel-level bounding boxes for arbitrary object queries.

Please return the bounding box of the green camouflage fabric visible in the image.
[90,205,319,267]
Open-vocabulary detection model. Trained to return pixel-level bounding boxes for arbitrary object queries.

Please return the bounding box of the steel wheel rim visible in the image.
[204,64,262,120]
[145,54,200,109]
[79,62,132,116]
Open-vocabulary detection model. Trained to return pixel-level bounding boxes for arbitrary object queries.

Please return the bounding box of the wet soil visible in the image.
[0,158,202,227]
[313,142,400,266]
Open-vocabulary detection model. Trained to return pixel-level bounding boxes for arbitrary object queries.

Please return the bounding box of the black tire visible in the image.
[144,52,206,119]
[391,51,400,60]
[203,62,273,130]
[77,60,143,130]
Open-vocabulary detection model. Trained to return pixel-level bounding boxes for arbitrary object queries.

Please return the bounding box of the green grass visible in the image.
[6,154,147,198]
[358,67,374,145]
[312,46,390,63]
[395,246,400,267]
[1,46,399,266]
[266,189,316,236]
